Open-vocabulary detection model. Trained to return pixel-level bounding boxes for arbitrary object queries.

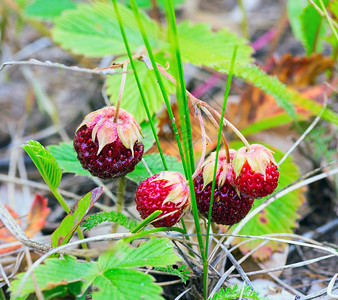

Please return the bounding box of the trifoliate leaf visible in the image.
[48,142,91,176]
[52,2,160,57]
[229,142,305,260]
[126,153,184,183]
[22,140,62,191]
[24,0,76,20]
[9,256,98,299]
[10,238,180,300]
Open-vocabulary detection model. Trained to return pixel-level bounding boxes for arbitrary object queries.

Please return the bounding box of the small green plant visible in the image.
[1,0,337,299]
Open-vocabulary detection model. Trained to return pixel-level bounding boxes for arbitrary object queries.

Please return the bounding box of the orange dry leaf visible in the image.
[228,53,336,130]
[0,193,50,254]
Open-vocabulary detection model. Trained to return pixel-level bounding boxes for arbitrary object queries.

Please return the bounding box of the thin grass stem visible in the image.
[111,0,168,171]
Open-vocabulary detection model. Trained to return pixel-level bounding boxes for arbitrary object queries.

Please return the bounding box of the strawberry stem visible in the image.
[113,62,128,123]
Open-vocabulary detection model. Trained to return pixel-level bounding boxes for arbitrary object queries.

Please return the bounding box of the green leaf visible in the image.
[93,269,163,300]
[9,255,98,299]
[52,2,160,57]
[51,187,103,248]
[229,142,305,260]
[211,284,265,300]
[99,238,180,270]
[10,238,180,300]
[300,0,329,55]
[287,0,308,43]
[106,53,175,123]
[24,0,76,20]
[126,153,184,183]
[177,21,253,66]
[140,118,159,152]
[48,142,91,176]
[22,140,62,191]
[154,265,191,284]
[82,211,138,231]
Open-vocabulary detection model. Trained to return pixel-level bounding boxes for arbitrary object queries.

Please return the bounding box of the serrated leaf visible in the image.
[51,187,103,248]
[177,21,253,66]
[52,2,159,57]
[10,238,179,299]
[48,142,91,176]
[300,0,329,55]
[22,140,62,191]
[126,153,184,183]
[93,269,163,300]
[9,256,98,299]
[82,210,137,231]
[24,0,76,20]
[229,142,305,260]
[106,53,175,123]
[99,238,180,270]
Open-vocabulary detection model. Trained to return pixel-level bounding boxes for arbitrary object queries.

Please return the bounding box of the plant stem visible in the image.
[111,0,168,171]
[113,63,128,122]
[318,0,338,41]
[164,0,195,172]
[112,177,126,233]
[203,45,238,299]
[238,0,250,39]
[164,0,205,256]
[128,0,188,177]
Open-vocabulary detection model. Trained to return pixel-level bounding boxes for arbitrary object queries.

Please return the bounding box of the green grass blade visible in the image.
[128,0,188,178]
[111,0,168,171]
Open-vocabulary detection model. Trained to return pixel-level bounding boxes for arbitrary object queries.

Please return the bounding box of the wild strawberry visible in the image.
[232,144,279,199]
[135,171,190,228]
[194,150,254,225]
[74,106,144,179]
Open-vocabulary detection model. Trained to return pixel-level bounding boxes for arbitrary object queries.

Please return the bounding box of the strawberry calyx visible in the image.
[76,106,142,155]
[151,171,190,209]
[200,149,237,189]
[233,144,278,178]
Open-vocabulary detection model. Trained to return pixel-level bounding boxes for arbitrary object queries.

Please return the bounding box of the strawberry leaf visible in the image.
[52,2,160,57]
[9,238,180,300]
[51,187,103,248]
[229,142,305,260]
[22,140,62,192]
[24,0,76,20]
[93,269,162,300]
[48,142,91,176]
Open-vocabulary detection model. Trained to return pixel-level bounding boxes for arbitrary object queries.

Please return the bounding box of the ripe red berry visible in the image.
[232,144,279,199]
[135,171,190,228]
[194,150,254,225]
[74,106,144,179]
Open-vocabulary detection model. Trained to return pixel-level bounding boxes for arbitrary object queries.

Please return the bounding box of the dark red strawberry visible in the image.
[232,144,279,199]
[135,171,190,228]
[74,106,144,179]
[194,150,254,225]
